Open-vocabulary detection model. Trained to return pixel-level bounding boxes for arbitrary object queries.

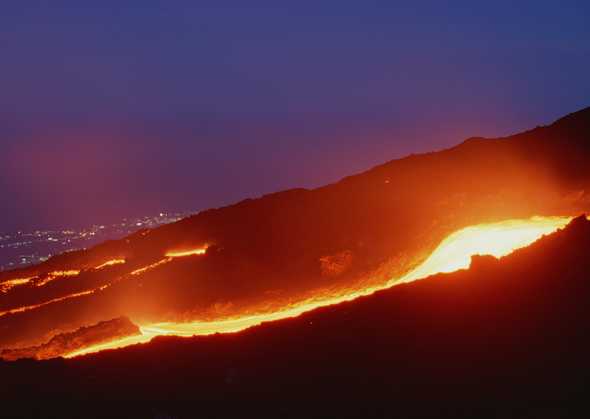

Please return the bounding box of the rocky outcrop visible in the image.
[0,316,140,360]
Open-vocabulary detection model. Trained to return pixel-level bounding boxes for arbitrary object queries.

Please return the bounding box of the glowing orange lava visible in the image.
[95,259,126,270]
[130,258,172,276]
[0,277,36,293]
[65,215,574,358]
[165,246,208,258]
[35,270,80,287]
[0,286,107,318]
[398,216,572,283]
[126,246,207,276]
[1,249,203,320]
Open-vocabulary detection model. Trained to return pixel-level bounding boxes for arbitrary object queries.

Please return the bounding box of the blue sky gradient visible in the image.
[1,1,589,230]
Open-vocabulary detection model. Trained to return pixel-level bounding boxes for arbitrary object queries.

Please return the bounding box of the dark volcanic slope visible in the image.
[3,216,590,418]
[1,107,590,350]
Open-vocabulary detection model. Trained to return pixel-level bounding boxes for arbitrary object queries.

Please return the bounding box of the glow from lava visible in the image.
[0,277,35,293]
[130,258,172,276]
[95,259,126,270]
[0,286,107,318]
[128,247,207,276]
[398,216,572,283]
[65,216,573,358]
[165,246,208,258]
[0,250,207,319]
[35,270,80,287]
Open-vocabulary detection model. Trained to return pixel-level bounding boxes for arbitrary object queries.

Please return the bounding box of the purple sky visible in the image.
[1,1,589,231]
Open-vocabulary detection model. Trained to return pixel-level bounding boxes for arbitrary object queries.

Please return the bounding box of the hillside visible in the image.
[3,215,590,418]
[1,107,590,353]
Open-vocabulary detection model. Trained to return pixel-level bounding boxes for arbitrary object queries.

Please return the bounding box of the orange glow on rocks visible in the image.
[65,215,573,358]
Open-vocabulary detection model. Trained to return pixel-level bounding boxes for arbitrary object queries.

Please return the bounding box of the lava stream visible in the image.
[65,215,573,358]
[130,258,172,276]
[165,246,208,258]
[0,277,35,293]
[35,270,81,287]
[0,248,208,319]
[0,286,107,318]
[95,259,126,270]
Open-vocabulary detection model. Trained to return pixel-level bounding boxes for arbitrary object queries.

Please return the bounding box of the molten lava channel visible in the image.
[0,277,36,293]
[35,270,80,287]
[166,247,208,257]
[65,216,573,358]
[0,248,210,320]
[95,259,126,270]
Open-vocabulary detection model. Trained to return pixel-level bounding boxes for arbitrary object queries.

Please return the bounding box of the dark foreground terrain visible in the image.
[2,215,590,418]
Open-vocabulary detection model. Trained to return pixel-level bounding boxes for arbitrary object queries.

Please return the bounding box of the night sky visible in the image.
[1,1,589,232]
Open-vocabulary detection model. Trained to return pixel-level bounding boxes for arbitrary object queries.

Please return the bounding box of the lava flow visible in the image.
[95,259,126,270]
[398,216,572,283]
[35,270,80,287]
[0,277,35,293]
[0,287,107,318]
[64,215,573,358]
[128,246,208,276]
[165,246,208,258]
[0,248,209,321]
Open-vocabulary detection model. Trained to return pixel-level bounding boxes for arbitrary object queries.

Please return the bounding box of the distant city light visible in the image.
[0,211,193,271]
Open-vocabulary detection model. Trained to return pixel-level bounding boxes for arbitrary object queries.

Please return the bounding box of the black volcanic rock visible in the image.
[0,316,139,361]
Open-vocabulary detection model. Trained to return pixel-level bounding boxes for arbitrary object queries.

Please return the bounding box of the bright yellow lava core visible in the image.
[65,215,573,358]
[399,216,572,283]
[165,247,208,258]
[95,259,126,270]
